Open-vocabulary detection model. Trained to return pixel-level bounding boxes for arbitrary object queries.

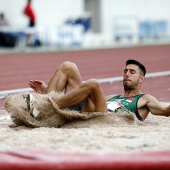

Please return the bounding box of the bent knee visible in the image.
[62,61,75,67]
[84,79,100,90]
[60,61,77,71]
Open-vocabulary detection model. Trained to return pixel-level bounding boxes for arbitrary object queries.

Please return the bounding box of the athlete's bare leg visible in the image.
[55,79,107,112]
[29,61,82,94]
[46,61,82,94]
[29,61,107,113]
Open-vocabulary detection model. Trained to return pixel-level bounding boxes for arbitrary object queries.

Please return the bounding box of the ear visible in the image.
[139,76,145,84]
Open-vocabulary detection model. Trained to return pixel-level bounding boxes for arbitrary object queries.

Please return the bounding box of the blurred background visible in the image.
[0,0,170,50]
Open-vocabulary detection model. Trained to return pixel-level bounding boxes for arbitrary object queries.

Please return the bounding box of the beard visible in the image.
[124,84,135,90]
[123,80,138,90]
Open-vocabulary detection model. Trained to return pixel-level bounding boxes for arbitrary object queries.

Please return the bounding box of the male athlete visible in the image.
[28,59,170,121]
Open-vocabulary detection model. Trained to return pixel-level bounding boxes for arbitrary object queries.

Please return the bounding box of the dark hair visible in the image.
[126,59,146,76]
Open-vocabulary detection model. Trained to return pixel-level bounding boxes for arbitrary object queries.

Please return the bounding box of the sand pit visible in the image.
[0,108,170,153]
[0,92,170,153]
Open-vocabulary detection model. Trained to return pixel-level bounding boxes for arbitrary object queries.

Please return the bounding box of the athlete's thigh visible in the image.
[65,63,82,93]
[81,90,107,112]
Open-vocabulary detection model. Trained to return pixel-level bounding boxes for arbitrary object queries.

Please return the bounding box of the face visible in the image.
[123,64,144,90]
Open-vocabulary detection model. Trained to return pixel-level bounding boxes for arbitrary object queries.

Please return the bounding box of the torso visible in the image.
[106,94,149,120]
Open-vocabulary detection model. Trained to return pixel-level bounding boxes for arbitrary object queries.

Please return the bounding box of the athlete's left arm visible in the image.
[143,94,170,116]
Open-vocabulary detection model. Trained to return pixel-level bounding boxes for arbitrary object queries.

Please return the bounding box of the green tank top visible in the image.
[107,94,145,121]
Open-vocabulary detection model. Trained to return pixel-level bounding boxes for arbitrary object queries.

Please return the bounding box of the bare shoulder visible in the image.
[138,94,159,107]
[141,94,158,102]
[105,94,117,101]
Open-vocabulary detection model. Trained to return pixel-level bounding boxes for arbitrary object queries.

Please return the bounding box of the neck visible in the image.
[123,89,142,97]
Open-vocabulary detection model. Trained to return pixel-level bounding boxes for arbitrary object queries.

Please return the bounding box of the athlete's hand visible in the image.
[29,80,47,94]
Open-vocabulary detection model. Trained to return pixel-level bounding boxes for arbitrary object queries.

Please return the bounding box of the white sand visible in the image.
[0,110,170,153]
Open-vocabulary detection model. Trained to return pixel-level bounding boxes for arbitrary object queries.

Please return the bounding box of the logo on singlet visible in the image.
[106,101,123,112]
[126,97,134,103]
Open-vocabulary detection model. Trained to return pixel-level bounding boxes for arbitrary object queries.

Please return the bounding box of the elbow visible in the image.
[160,105,170,117]
[163,108,170,117]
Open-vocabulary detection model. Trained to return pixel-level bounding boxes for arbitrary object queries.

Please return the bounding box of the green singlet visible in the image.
[107,94,145,121]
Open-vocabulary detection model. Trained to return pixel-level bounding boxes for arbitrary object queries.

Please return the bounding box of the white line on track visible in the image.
[0,71,170,99]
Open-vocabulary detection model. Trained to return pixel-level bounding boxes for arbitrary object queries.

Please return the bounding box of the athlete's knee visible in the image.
[59,61,77,73]
[83,79,101,91]
[61,61,75,68]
